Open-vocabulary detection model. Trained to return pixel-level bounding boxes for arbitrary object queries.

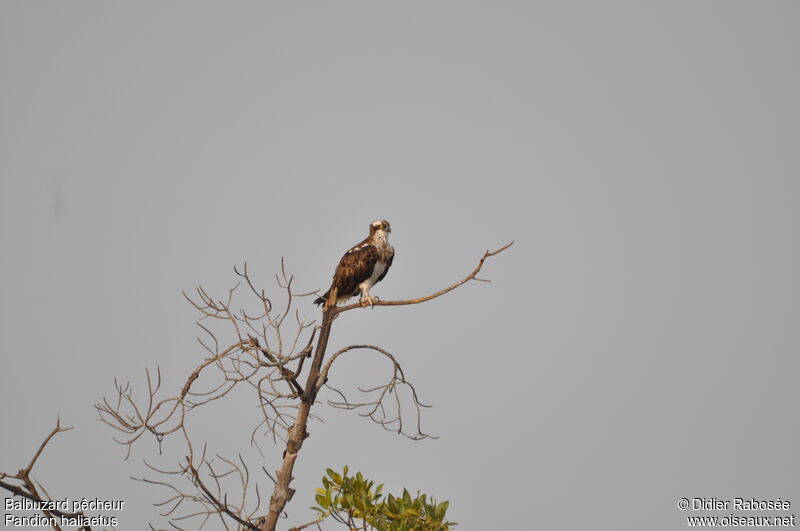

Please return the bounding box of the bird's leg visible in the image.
[359,289,379,308]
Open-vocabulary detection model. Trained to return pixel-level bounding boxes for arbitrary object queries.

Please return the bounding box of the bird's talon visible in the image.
[360,295,379,308]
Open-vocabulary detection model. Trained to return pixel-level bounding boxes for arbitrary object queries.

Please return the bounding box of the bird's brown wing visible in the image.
[332,242,379,299]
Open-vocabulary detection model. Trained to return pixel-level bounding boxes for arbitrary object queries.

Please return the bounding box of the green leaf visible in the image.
[438,501,449,520]
[315,493,329,509]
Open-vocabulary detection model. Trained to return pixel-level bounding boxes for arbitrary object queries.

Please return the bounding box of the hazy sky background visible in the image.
[1,2,798,529]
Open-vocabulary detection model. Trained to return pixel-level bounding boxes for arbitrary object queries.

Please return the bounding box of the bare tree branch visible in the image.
[0,418,91,530]
[316,344,433,440]
[333,241,513,313]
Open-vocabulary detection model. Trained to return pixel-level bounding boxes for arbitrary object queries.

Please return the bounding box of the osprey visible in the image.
[314,220,395,306]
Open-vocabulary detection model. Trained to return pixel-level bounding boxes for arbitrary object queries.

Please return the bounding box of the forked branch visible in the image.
[318,345,433,440]
[0,418,90,530]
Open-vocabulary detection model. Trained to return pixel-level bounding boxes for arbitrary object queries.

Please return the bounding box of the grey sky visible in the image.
[1,2,798,529]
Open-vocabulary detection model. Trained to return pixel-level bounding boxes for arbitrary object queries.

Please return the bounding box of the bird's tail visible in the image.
[313,291,329,306]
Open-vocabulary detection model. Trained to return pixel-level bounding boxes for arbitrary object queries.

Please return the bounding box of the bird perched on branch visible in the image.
[314,220,395,307]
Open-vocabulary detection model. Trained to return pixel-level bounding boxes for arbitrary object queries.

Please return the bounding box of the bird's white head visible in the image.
[370,219,391,235]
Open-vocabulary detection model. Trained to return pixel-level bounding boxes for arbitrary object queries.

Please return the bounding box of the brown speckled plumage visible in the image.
[314,220,395,306]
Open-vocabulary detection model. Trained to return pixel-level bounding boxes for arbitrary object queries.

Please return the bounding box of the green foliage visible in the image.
[311,466,457,530]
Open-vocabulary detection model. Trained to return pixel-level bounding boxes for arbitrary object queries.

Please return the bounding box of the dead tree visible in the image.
[96,242,512,530]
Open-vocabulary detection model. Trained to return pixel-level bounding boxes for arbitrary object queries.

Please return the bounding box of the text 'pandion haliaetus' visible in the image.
[314,220,395,307]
